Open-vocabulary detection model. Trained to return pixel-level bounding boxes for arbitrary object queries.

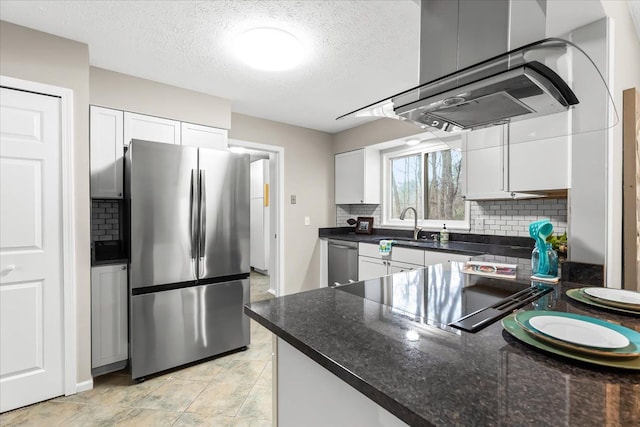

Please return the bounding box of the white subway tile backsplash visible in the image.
[91,199,121,241]
[470,198,567,237]
[336,204,381,227]
[334,198,567,239]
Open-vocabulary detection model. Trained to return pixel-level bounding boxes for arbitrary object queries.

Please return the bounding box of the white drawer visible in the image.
[358,242,425,266]
[392,247,425,266]
[358,242,382,258]
[424,250,471,266]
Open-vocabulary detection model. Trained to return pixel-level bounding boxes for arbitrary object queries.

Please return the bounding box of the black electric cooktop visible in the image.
[337,262,552,333]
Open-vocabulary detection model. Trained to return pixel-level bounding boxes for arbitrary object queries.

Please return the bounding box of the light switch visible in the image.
[474,218,484,230]
[304,216,310,226]
[291,195,296,204]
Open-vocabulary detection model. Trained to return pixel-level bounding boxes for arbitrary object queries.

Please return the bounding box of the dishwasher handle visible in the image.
[328,243,357,250]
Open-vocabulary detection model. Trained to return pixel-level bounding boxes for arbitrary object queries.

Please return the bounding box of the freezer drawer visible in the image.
[130,279,249,380]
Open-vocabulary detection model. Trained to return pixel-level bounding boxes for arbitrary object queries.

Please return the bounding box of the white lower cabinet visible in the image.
[91,264,128,374]
[357,243,471,280]
[358,256,389,281]
[424,251,472,266]
[358,243,424,280]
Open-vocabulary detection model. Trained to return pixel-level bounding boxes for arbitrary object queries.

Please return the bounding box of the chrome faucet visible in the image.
[400,206,422,240]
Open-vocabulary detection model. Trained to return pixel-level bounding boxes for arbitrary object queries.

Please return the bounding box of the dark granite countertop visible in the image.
[245,263,640,426]
[91,258,128,267]
[319,227,535,258]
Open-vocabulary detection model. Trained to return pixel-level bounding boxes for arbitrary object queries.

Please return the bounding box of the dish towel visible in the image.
[379,240,395,256]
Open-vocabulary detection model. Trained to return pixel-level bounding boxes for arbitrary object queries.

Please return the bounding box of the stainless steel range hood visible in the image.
[338,0,617,140]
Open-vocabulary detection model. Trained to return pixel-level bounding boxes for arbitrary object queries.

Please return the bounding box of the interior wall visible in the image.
[0,20,92,384]
[230,113,334,295]
[600,0,640,287]
[332,118,423,154]
[89,67,231,129]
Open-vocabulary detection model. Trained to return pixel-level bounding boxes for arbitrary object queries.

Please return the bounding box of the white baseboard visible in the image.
[74,379,93,394]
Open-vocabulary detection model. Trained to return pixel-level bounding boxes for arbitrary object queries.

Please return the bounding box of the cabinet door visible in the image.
[424,251,471,266]
[181,122,228,150]
[250,197,266,270]
[358,256,388,281]
[124,112,181,146]
[389,260,423,274]
[391,247,425,266]
[508,118,570,192]
[91,264,128,368]
[335,150,365,204]
[462,126,508,200]
[90,106,124,198]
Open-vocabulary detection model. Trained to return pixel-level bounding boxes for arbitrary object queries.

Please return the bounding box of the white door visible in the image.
[0,87,64,412]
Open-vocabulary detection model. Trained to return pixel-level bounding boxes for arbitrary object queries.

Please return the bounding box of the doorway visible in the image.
[229,139,284,299]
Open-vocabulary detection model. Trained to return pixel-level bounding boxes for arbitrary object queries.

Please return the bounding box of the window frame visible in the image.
[382,142,470,231]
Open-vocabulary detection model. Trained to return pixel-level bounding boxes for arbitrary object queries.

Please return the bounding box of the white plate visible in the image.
[584,288,640,306]
[529,315,630,349]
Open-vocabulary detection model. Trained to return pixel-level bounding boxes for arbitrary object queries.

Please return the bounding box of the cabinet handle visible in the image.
[462,195,466,200]
[118,192,122,197]
[1,264,16,275]
[511,192,516,199]
[121,266,127,270]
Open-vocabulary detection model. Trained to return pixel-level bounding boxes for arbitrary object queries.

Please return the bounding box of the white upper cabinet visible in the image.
[508,116,570,192]
[462,126,508,200]
[461,124,563,200]
[90,106,124,198]
[124,112,181,146]
[181,122,228,150]
[335,148,380,204]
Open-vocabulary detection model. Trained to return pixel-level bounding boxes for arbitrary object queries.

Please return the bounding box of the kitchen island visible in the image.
[245,262,640,426]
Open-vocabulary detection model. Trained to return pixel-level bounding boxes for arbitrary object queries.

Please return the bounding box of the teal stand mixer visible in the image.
[529,219,557,279]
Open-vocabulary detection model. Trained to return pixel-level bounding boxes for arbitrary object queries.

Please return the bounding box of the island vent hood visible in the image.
[337,0,617,140]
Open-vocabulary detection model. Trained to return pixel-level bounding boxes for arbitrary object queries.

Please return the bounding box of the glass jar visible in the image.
[532,242,558,277]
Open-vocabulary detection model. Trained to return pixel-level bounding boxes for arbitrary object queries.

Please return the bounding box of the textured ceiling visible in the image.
[2,1,637,134]
[0,0,421,133]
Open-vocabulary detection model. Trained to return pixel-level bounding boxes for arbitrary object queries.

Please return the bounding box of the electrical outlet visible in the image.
[474,218,484,229]
[291,195,296,204]
[304,216,310,226]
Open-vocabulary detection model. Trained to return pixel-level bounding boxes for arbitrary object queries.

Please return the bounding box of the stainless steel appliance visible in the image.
[327,239,358,287]
[125,139,250,380]
[337,0,616,139]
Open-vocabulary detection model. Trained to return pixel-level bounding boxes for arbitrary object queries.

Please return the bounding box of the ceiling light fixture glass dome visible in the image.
[406,138,420,146]
[235,27,303,71]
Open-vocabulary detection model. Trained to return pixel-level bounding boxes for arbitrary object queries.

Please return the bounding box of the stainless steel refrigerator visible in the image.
[125,139,250,380]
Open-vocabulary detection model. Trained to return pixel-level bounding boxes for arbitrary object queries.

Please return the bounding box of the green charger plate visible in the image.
[567,288,640,315]
[514,310,640,359]
[501,313,640,370]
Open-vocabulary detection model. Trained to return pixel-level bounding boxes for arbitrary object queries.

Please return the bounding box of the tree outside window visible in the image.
[388,148,465,224]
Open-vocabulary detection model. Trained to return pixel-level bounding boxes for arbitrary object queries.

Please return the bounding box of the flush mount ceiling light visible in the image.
[235,27,303,71]
[406,138,420,146]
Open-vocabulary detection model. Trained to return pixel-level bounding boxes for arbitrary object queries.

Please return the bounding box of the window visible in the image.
[384,143,468,230]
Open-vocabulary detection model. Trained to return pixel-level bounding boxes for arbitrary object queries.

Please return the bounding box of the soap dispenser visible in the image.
[440,224,449,243]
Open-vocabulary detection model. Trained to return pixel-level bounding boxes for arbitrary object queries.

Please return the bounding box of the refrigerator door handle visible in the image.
[199,169,206,265]
[189,169,198,259]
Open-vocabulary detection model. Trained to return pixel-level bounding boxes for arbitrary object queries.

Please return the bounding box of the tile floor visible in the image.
[1,273,275,427]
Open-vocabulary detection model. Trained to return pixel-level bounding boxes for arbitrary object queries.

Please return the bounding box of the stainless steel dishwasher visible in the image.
[328,239,359,287]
